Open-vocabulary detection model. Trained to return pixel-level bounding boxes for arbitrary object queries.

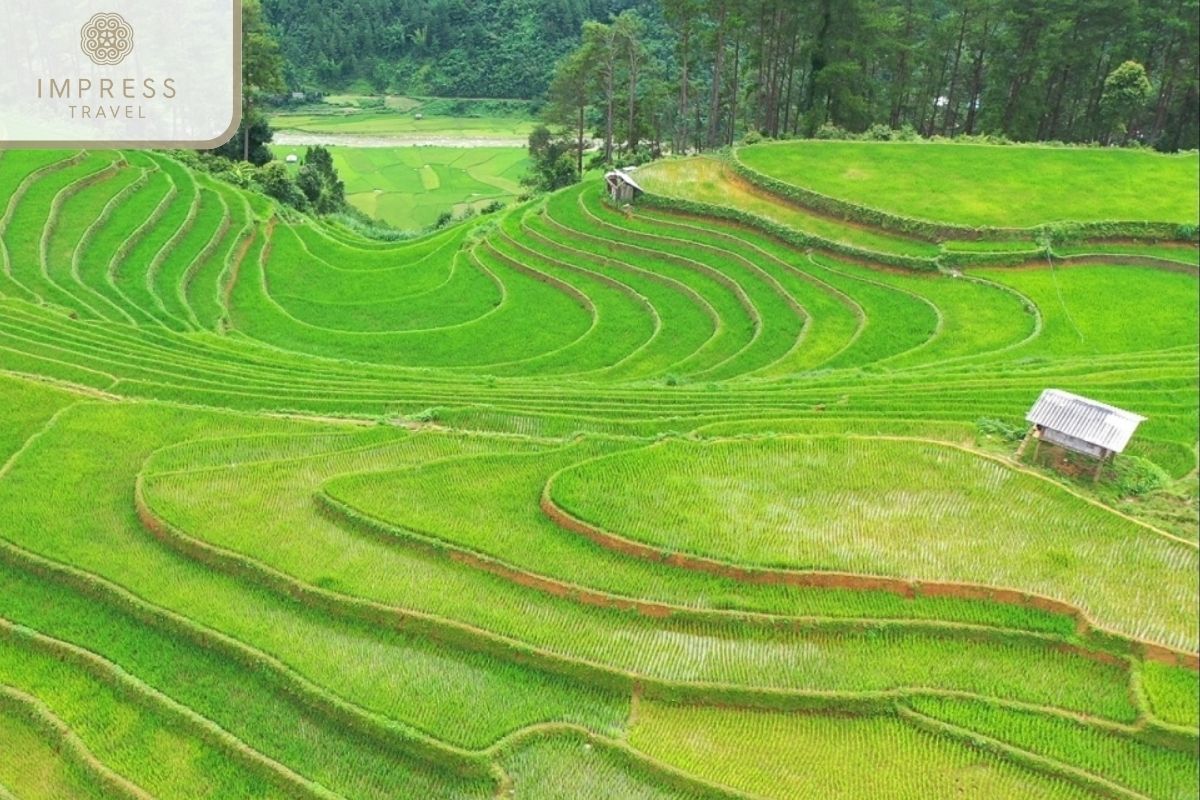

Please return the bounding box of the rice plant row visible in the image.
[0,141,1195,796]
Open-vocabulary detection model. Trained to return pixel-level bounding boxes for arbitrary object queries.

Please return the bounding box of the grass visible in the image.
[269,95,537,139]
[0,403,628,752]
[498,733,713,800]
[0,558,492,799]
[270,110,536,138]
[549,436,1199,649]
[737,141,1200,227]
[1053,242,1200,266]
[271,145,529,230]
[1140,661,1200,729]
[0,375,77,461]
[0,703,109,800]
[141,431,1137,719]
[0,623,290,799]
[238,231,594,368]
[628,701,1098,799]
[636,156,942,257]
[571,193,865,376]
[907,695,1199,799]
[975,264,1200,358]
[0,140,1195,795]
[2,152,121,305]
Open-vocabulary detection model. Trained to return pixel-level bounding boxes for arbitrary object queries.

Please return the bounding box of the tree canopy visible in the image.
[547,0,1199,154]
[261,0,651,98]
[263,0,1199,152]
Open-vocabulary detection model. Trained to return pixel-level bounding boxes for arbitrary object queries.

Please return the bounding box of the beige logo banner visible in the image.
[0,0,242,148]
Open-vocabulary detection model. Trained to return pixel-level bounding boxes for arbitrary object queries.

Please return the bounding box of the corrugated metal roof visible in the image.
[1025,389,1145,454]
[605,170,644,193]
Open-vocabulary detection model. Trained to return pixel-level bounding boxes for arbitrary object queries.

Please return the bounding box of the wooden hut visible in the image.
[1024,389,1145,475]
[605,170,644,203]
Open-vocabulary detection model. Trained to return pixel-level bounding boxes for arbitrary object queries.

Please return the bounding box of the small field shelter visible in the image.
[605,170,644,203]
[1024,388,1145,461]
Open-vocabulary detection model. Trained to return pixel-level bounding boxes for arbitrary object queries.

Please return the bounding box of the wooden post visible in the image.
[1015,426,1037,459]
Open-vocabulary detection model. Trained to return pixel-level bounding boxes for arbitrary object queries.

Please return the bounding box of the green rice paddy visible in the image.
[272,144,529,229]
[269,95,537,139]
[735,141,1200,228]
[0,140,1195,797]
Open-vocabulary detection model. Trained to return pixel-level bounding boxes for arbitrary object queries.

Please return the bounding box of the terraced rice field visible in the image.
[0,141,1196,798]
[735,141,1200,227]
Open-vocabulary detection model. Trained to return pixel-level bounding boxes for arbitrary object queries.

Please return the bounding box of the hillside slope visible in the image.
[0,144,1196,798]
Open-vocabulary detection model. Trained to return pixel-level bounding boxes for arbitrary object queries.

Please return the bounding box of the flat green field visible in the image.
[737,141,1200,227]
[272,144,529,229]
[0,142,1195,798]
[270,95,536,139]
[271,112,536,137]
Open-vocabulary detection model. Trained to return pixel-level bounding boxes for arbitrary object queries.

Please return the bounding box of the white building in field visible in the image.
[1025,389,1145,461]
[604,169,643,203]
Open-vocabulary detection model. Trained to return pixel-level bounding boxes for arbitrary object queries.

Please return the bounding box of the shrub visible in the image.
[328,209,415,242]
[864,123,895,141]
[254,162,309,210]
[976,417,1026,443]
[814,123,850,140]
[1110,455,1170,497]
[409,408,442,424]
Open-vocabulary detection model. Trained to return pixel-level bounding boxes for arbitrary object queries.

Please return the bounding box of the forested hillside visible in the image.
[264,0,1199,151]
[261,0,652,98]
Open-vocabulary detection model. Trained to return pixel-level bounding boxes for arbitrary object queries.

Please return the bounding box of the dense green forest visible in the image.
[263,0,1199,151]
[261,0,652,97]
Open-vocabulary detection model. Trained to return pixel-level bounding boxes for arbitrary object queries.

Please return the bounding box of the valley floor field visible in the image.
[269,95,537,140]
[273,133,531,148]
[272,143,529,229]
[0,140,1196,798]
[269,95,535,229]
